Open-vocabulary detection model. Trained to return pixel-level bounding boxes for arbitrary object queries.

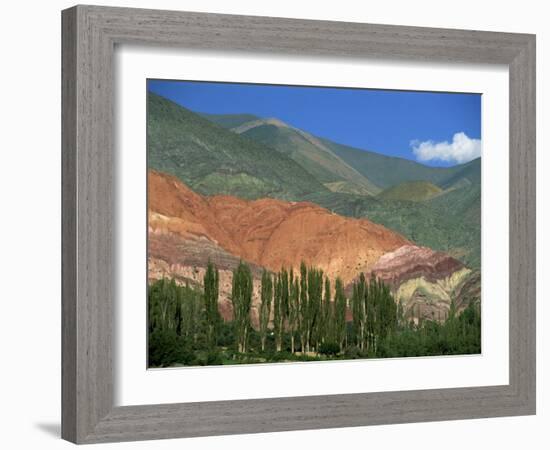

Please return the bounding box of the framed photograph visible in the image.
[62,5,536,444]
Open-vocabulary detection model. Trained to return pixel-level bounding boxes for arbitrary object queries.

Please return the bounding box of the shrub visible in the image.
[318,342,340,356]
[148,330,193,367]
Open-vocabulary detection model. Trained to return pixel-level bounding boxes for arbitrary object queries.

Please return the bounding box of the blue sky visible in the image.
[148,79,481,167]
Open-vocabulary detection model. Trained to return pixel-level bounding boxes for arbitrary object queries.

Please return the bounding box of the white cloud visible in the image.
[411,132,481,164]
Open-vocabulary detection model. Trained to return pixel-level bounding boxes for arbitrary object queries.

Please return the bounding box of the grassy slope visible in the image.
[439,158,481,190]
[148,93,326,200]
[198,112,260,129]
[240,124,381,195]
[304,184,481,269]
[378,180,443,202]
[205,111,480,192]
[324,138,481,190]
[204,115,382,195]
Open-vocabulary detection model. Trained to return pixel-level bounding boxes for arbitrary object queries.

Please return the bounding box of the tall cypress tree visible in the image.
[334,277,347,352]
[375,278,396,342]
[180,281,201,344]
[321,276,331,345]
[204,261,221,349]
[366,276,377,352]
[299,262,308,353]
[288,268,300,354]
[351,273,367,350]
[231,261,253,353]
[307,267,323,352]
[281,267,290,334]
[273,272,285,352]
[259,269,273,352]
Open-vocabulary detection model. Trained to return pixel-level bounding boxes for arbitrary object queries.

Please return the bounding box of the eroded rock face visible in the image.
[371,245,465,285]
[148,170,409,286]
[147,231,264,325]
[368,245,480,322]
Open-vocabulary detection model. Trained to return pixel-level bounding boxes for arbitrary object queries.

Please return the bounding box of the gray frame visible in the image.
[62,4,536,444]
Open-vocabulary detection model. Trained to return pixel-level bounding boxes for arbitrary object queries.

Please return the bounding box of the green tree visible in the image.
[204,261,221,348]
[180,281,202,343]
[334,277,347,352]
[299,262,308,352]
[365,277,375,352]
[321,276,332,345]
[351,273,367,350]
[273,271,285,352]
[231,261,253,353]
[259,269,273,352]
[375,277,397,342]
[288,269,300,353]
[148,278,203,366]
[307,267,323,352]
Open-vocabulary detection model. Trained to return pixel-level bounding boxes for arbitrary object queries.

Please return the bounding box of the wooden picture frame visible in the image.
[61,5,536,444]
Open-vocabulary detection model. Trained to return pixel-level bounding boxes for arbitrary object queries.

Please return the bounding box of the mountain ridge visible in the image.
[148,92,327,200]
[234,118,382,195]
[202,110,481,191]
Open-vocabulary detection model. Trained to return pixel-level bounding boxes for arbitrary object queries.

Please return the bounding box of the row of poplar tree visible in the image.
[258,265,399,356]
[149,260,402,356]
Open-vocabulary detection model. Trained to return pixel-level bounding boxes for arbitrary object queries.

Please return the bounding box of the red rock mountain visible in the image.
[369,245,480,320]
[148,170,409,286]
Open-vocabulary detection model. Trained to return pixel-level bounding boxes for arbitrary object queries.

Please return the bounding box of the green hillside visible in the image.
[378,181,443,202]
[203,116,381,196]
[304,184,481,269]
[324,139,481,190]
[439,158,481,190]
[241,123,381,195]
[147,93,326,200]
[199,112,260,129]
[203,111,481,192]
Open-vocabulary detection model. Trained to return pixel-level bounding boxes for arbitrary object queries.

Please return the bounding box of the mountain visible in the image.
[378,180,443,202]
[147,93,326,200]
[369,245,480,320]
[202,111,481,192]
[148,170,408,287]
[439,157,481,190]
[303,183,481,269]
[198,112,260,129]
[323,139,481,190]
[232,119,381,195]
[148,170,479,323]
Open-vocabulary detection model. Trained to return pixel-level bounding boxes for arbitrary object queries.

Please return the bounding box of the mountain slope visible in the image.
[206,116,381,195]
[198,112,260,129]
[244,122,380,194]
[369,245,480,320]
[148,170,409,287]
[147,93,326,200]
[324,138,481,190]
[303,183,481,269]
[202,110,481,192]
[439,158,481,190]
[378,181,443,202]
